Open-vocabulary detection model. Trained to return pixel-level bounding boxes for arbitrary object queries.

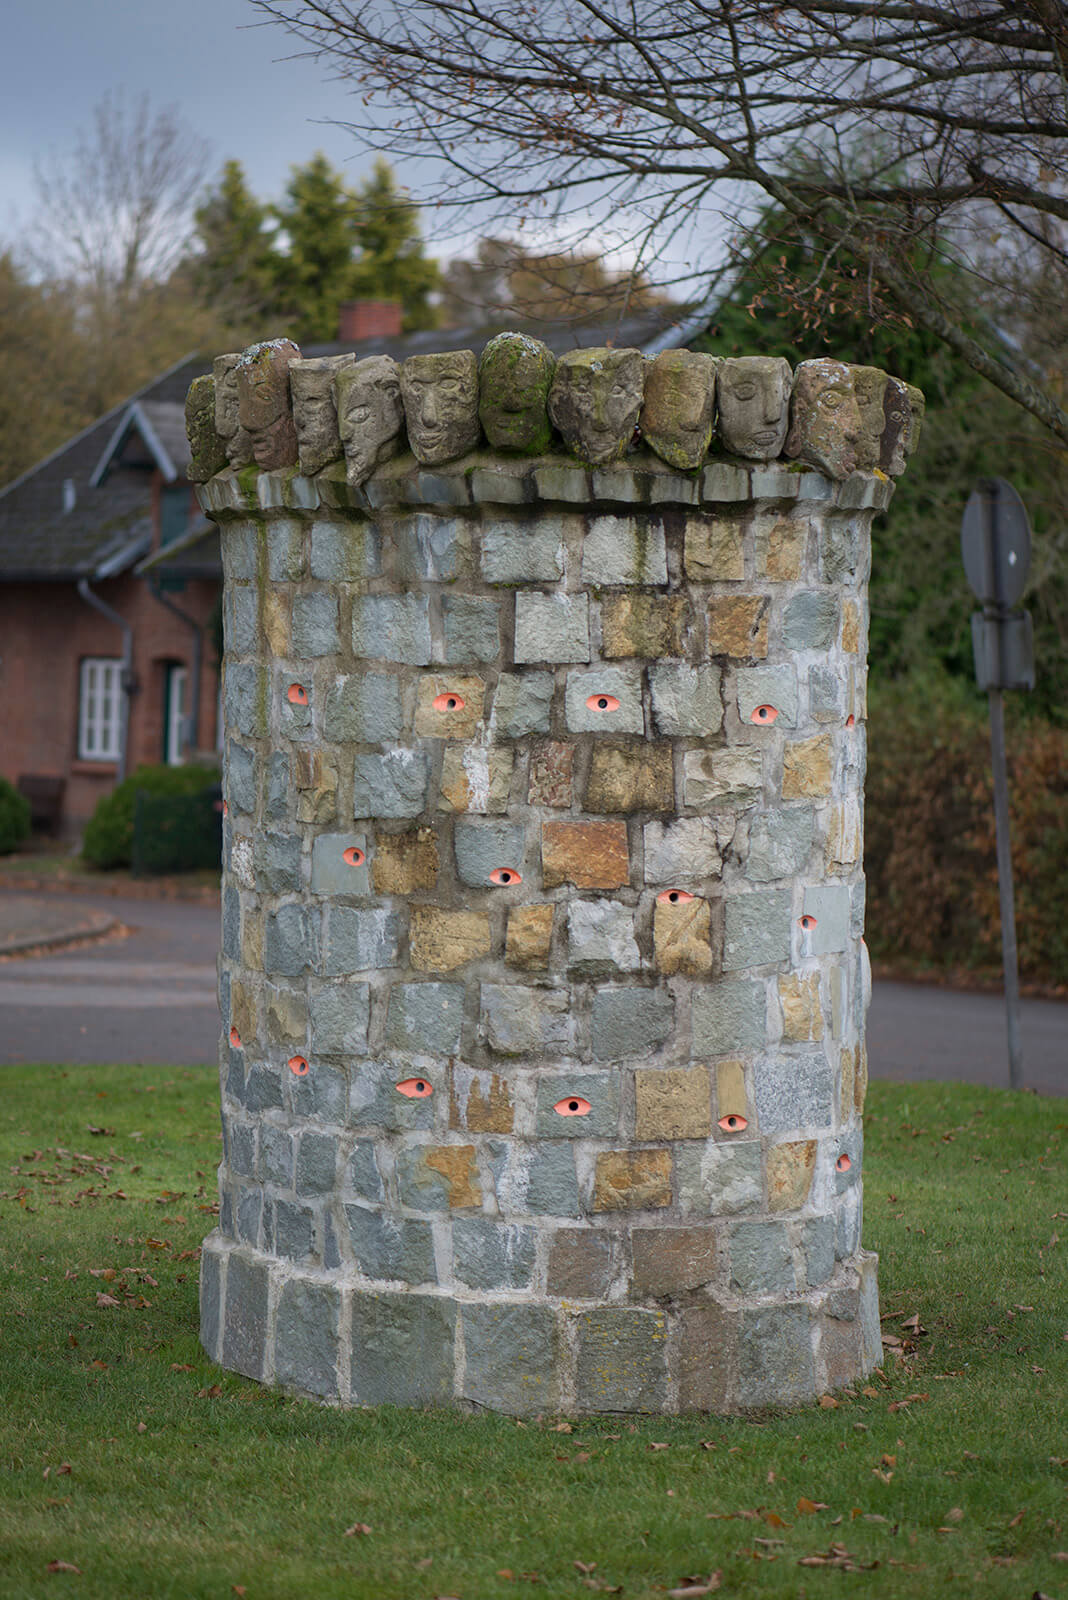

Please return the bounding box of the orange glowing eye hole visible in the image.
[554,1096,591,1117]
[229,1027,241,1049]
[222,799,229,817]
[837,1153,852,1172]
[587,693,620,713]
[750,704,778,724]
[718,1114,748,1133]
[288,1056,309,1077]
[287,683,308,706]
[396,1078,433,1098]
[799,914,818,931]
[846,713,856,728]
[433,692,466,712]
[342,846,366,867]
[489,868,522,886]
[657,889,694,906]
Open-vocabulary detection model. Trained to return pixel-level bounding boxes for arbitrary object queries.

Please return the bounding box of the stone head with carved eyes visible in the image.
[290,353,354,476]
[236,339,302,471]
[786,358,862,480]
[478,332,556,454]
[548,346,644,466]
[336,355,405,484]
[400,350,481,466]
[639,349,717,470]
[717,356,793,461]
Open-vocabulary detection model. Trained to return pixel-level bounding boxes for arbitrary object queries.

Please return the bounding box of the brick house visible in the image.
[0,301,692,836]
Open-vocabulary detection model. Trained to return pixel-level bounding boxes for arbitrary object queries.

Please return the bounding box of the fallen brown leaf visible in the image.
[944,1507,964,1522]
[1007,1509,1026,1527]
[648,1441,670,1451]
[797,1497,829,1514]
[667,1574,721,1597]
[574,1561,597,1575]
[95,1292,120,1309]
[136,1422,147,1434]
[344,1523,372,1537]
[46,1560,81,1573]
[818,1394,839,1409]
[232,1589,246,1597]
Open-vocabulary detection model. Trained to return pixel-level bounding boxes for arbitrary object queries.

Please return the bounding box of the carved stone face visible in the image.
[237,339,302,471]
[717,357,792,461]
[400,351,480,466]
[904,382,926,459]
[212,353,253,466]
[547,347,644,466]
[639,350,717,470]
[336,355,405,484]
[786,359,862,480]
[185,375,228,483]
[880,377,911,476]
[291,354,354,476]
[478,333,555,454]
[849,365,892,471]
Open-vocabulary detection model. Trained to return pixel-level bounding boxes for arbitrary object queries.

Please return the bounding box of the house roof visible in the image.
[0,304,692,581]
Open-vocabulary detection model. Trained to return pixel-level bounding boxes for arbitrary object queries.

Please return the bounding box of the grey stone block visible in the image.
[349,1060,438,1132]
[852,876,867,940]
[481,983,571,1056]
[228,1120,257,1179]
[443,594,501,662]
[534,1071,621,1139]
[808,665,844,722]
[323,673,403,744]
[676,1141,762,1215]
[324,906,401,975]
[454,818,526,887]
[522,1142,581,1215]
[735,664,798,729]
[224,1045,246,1106]
[683,747,763,809]
[836,1189,862,1260]
[591,987,674,1059]
[352,594,432,664]
[226,742,257,817]
[702,462,750,501]
[274,1278,340,1399]
[324,1216,342,1274]
[221,520,260,582]
[310,832,371,896]
[352,750,430,819]
[260,1123,294,1188]
[226,585,258,656]
[235,1185,262,1246]
[309,519,380,580]
[222,885,241,960]
[581,515,667,585]
[649,663,723,737]
[296,1131,338,1195]
[514,592,590,664]
[738,1306,814,1407]
[393,512,467,580]
[533,462,589,502]
[819,514,864,583]
[566,898,640,974]
[691,981,766,1055]
[289,1060,347,1124]
[385,982,464,1055]
[575,1308,668,1412]
[278,676,311,734]
[730,1220,796,1294]
[744,809,814,884]
[225,661,267,738]
[858,1255,882,1367]
[265,753,289,819]
[492,672,555,737]
[460,1303,559,1416]
[350,1290,456,1406]
[782,591,839,651]
[722,892,791,970]
[344,1139,384,1201]
[272,1198,317,1262]
[754,1053,834,1133]
[254,831,302,895]
[199,1241,222,1361]
[481,521,564,583]
[221,1251,269,1381]
[835,1127,862,1194]
[643,817,723,884]
[264,904,321,977]
[801,886,851,955]
[470,465,529,506]
[565,665,644,735]
[803,1217,835,1286]
[309,982,371,1055]
[292,591,340,656]
[453,1217,537,1290]
[345,1206,437,1283]
[244,1064,284,1114]
[393,1143,477,1211]
[267,519,304,581]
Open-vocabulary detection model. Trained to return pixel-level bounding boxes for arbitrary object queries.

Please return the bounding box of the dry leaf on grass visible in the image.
[344,1523,372,1537]
[95,1292,121,1309]
[648,1441,670,1451]
[667,1573,721,1597]
[797,1497,830,1513]
[799,1544,878,1572]
[46,1560,81,1573]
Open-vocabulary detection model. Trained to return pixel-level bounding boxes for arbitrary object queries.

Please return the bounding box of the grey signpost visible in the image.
[960,477,1035,1089]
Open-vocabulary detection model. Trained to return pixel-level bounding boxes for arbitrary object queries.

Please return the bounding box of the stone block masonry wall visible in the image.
[199,449,886,1415]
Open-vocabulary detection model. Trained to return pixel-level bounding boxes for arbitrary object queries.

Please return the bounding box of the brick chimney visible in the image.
[338,300,403,341]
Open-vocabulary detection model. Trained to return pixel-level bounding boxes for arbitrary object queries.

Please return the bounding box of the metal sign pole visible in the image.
[986,685,1023,1088]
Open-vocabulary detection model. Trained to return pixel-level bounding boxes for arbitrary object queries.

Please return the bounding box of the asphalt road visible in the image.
[0,892,1063,1092]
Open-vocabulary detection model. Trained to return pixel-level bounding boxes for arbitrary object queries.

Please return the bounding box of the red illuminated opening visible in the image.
[657,889,694,906]
[554,1096,591,1117]
[750,704,778,724]
[799,914,818,931]
[287,683,308,706]
[846,714,856,728]
[229,1026,241,1049]
[489,868,522,886]
[288,1055,309,1077]
[343,846,366,867]
[718,1114,748,1133]
[222,799,229,818]
[836,1153,852,1173]
[396,1078,433,1098]
[433,692,466,712]
[587,693,620,713]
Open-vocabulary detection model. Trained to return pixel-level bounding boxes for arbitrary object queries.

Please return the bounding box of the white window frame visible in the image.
[78,657,123,762]
[165,664,189,766]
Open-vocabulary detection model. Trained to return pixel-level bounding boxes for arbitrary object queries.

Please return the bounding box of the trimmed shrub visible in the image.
[0,778,31,856]
[81,763,220,871]
[865,674,1068,986]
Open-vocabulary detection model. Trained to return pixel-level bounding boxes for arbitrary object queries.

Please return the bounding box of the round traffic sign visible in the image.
[961,477,1032,608]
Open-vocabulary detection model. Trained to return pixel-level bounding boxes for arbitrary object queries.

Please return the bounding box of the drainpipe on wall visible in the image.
[149,578,204,757]
[76,578,134,782]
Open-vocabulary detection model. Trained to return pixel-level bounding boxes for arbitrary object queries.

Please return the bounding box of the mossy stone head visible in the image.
[478,332,556,454]
[185,375,228,483]
[639,349,717,470]
[547,346,644,466]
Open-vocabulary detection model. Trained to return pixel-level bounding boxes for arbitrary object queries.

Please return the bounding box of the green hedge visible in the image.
[81,763,220,871]
[865,674,1068,986]
[0,777,31,856]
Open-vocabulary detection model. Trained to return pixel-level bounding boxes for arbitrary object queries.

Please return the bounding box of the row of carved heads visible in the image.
[185,335,924,486]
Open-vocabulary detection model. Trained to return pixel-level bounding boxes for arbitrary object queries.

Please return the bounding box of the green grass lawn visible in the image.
[0,1067,1065,1600]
